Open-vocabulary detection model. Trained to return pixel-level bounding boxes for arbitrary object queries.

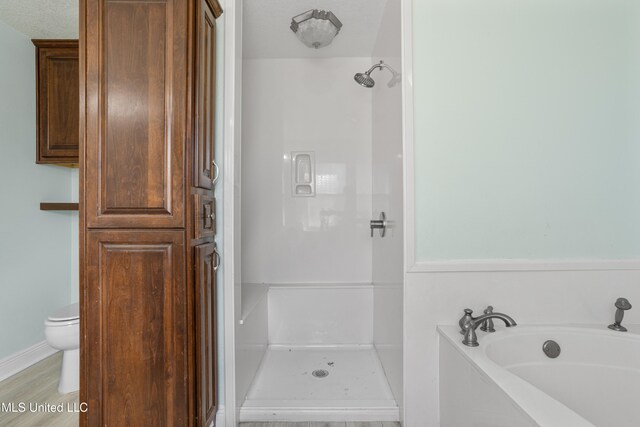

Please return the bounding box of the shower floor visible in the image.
[240,345,399,422]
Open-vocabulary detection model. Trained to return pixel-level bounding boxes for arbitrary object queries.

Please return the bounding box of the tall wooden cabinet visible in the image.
[79,0,222,425]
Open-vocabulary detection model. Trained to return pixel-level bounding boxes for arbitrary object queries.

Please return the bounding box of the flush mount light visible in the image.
[290,9,343,49]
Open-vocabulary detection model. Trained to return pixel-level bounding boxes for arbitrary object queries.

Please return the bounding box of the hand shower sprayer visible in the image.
[353,60,400,88]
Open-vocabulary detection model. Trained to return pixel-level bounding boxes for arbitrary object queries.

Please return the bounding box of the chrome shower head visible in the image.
[354,72,375,88]
[353,60,400,89]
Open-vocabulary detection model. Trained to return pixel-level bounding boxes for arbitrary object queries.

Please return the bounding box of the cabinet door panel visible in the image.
[34,41,79,163]
[85,0,186,228]
[195,242,217,427]
[194,0,217,189]
[85,230,188,426]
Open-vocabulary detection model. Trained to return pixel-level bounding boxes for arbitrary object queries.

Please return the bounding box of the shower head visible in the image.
[354,71,375,88]
[353,60,400,89]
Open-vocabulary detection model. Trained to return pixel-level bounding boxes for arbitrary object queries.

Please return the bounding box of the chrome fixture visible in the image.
[290,9,342,49]
[542,340,561,359]
[608,297,632,332]
[480,306,496,333]
[354,60,400,88]
[312,369,329,378]
[458,308,517,347]
[370,212,387,237]
[213,245,221,271]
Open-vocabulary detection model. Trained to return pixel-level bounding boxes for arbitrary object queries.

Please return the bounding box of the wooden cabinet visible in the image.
[83,0,185,229]
[194,0,222,190]
[85,231,188,425]
[195,242,218,427]
[33,40,79,165]
[191,1,223,425]
[79,0,222,426]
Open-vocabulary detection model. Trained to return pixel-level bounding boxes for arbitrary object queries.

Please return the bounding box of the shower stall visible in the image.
[233,0,404,422]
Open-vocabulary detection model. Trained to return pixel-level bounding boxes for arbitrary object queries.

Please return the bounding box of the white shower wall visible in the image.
[372,0,404,414]
[241,57,373,285]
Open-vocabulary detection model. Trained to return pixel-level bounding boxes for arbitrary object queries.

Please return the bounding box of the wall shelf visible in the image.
[40,203,78,211]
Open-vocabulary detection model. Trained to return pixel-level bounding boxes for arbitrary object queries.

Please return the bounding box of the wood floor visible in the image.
[240,423,400,427]
[0,352,79,427]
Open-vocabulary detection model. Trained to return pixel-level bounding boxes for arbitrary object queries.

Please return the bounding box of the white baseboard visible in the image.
[0,340,57,382]
[214,405,225,427]
[239,406,399,422]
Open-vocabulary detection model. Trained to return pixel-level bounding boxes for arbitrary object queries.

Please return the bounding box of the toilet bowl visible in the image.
[44,303,79,394]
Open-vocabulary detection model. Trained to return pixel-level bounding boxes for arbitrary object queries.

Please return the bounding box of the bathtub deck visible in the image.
[240,345,399,422]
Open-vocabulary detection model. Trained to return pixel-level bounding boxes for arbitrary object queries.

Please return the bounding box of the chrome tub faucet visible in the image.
[458,308,517,347]
[608,298,632,332]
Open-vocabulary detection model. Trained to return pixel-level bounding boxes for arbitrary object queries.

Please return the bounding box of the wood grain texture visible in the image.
[33,40,79,164]
[194,193,216,239]
[40,202,79,211]
[194,0,217,190]
[80,0,223,426]
[84,0,186,229]
[195,242,217,427]
[205,0,222,19]
[85,230,188,426]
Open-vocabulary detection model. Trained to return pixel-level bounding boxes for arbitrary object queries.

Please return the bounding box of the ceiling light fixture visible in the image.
[290,9,343,49]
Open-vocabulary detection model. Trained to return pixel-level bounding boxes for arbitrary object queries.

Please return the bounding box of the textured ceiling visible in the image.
[243,0,390,59]
[0,0,78,39]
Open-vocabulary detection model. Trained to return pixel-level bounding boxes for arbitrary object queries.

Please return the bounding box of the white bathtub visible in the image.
[438,325,640,427]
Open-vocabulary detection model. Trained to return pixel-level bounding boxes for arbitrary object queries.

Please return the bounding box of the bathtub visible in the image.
[438,325,640,427]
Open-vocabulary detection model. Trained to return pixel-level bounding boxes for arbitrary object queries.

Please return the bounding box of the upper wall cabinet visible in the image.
[33,40,79,165]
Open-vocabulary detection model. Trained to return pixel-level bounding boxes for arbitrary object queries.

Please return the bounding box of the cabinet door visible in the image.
[194,0,219,189]
[195,242,218,427]
[84,0,186,228]
[84,230,188,426]
[34,40,79,164]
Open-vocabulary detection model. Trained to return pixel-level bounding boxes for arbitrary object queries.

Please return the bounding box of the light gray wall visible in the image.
[0,20,74,359]
[413,0,640,260]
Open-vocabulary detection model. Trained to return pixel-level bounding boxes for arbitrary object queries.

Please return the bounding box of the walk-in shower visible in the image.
[354,60,400,88]
[237,0,403,422]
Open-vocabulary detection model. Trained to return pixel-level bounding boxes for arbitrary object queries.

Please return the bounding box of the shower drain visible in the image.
[312,369,329,378]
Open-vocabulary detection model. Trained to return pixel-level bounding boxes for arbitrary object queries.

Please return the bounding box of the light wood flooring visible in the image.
[240,423,400,427]
[0,352,79,427]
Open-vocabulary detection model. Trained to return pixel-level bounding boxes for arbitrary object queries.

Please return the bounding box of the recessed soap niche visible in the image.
[291,151,315,197]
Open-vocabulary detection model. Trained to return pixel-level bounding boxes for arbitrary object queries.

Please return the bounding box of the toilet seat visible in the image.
[47,302,79,322]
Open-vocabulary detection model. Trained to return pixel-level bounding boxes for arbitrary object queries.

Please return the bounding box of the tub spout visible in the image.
[608,297,632,332]
[462,311,517,347]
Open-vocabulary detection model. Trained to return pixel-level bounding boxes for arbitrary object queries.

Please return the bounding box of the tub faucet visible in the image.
[459,306,497,334]
[608,298,632,332]
[480,306,496,332]
[459,308,517,347]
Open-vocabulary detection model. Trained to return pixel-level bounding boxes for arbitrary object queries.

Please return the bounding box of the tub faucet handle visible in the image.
[480,306,496,332]
[609,297,632,332]
[458,308,475,335]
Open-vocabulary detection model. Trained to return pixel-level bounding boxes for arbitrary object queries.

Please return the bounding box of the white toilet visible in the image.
[44,302,79,394]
